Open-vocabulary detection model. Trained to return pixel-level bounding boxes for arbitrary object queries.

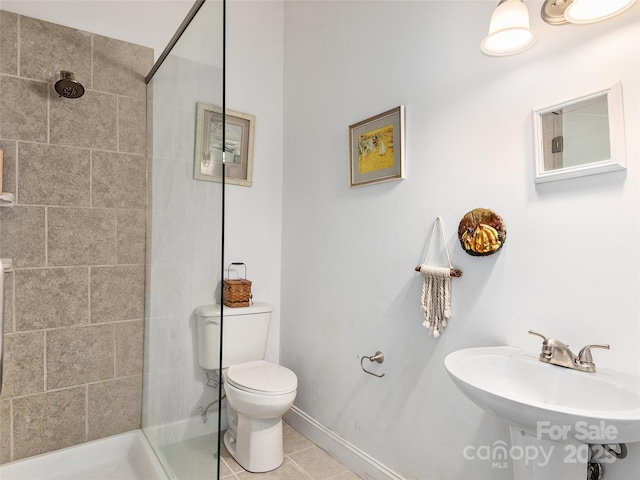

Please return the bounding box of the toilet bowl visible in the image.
[222,360,297,472]
[194,303,297,473]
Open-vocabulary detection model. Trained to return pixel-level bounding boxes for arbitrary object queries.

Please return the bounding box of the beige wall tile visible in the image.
[18,143,90,206]
[15,267,88,331]
[19,16,91,86]
[46,324,114,389]
[0,206,46,267]
[146,88,153,154]
[47,207,116,266]
[87,376,141,440]
[118,97,146,155]
[0,399,11,464]
[93,36,152,98]
[0,139,16,194]
[0,11,149,461]
[0,11,18,75]
[116,209,146,264]
[90,265,144,323]
[3,270,13,334]
[50,91,117,150]
[92,151,145,209]
[115,320,143,377]
[12,387,85,460]
[0,76,48,142]
[1,331,45,397]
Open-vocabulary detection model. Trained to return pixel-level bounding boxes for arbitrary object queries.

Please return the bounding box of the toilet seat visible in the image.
[226,360,297,396]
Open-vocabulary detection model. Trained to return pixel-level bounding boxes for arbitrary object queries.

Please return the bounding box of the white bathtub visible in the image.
[0,430,167,480]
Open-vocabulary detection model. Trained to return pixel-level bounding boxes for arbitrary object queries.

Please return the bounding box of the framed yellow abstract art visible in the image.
[349,106,405,187]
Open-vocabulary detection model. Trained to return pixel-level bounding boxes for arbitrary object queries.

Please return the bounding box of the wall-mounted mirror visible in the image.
[533,82,626,183]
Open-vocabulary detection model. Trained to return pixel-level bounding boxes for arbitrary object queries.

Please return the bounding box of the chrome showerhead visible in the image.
[54,70,85,99]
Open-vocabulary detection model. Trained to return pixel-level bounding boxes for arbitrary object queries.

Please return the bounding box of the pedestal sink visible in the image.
[444,346,640,479]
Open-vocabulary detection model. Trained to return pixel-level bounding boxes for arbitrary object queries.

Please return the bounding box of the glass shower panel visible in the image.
[144,1,225,478]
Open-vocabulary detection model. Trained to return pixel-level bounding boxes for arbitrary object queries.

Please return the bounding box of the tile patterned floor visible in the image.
[220,423,361,480]
[160,423,361,480]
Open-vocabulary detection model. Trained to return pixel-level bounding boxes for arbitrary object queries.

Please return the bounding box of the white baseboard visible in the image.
[284,406,406,480]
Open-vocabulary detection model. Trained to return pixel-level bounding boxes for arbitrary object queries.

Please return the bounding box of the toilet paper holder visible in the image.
[360,351,385,378]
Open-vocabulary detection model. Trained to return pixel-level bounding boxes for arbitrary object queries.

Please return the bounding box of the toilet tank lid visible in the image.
[194,302,273,319]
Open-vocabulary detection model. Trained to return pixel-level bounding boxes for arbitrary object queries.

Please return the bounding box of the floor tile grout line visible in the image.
[284,443,317,456]
[285,456,316,479]
[286,448,351,479]
[326,470,352,479]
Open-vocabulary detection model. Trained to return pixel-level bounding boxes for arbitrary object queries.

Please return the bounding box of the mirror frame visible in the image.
[532,82,626,184]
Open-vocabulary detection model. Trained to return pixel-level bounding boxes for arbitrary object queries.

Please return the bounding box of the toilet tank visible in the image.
[195,302,273,370]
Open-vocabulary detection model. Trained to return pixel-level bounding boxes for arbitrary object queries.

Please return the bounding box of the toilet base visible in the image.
[224,409,284,473]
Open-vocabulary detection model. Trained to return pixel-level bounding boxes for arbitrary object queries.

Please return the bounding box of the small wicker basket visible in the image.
[223,262,252,307]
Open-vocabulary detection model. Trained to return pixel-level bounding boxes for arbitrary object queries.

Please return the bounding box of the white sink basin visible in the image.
[444,346,640,444]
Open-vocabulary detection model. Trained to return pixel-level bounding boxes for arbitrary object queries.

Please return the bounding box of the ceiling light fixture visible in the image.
[541,0,638,25]
[563,0,638,24]
[484,0,638,56]
[481,0,537,56]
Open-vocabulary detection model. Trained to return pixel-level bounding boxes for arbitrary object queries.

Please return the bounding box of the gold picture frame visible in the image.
[194,103,255,186]
[349,105,405,187]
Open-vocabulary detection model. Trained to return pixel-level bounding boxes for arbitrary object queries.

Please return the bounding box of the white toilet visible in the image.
[195,302,297,473]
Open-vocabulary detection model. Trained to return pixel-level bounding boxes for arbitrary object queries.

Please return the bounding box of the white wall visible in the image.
[280,1,639,479]
[225,0,285,363]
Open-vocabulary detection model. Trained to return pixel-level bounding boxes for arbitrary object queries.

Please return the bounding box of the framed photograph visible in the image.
[349,105,405,187]
[194,103,255,186]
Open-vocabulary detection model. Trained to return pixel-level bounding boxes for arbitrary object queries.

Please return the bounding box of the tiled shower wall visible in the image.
[0,11,152,463]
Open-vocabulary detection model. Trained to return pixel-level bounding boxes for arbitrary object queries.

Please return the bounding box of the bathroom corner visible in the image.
[0,10,152,463]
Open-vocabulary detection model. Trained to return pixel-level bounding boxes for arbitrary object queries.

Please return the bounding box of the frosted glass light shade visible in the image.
[481,0,537,56]
[564,0,637,24]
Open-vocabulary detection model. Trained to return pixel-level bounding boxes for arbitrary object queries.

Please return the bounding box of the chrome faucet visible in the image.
[528,330,609,373]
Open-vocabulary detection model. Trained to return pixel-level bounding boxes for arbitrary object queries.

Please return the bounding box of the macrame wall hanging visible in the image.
[414,217,462,338]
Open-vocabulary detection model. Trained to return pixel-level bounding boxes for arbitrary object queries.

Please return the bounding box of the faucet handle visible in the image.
[528,330,547,341]
[578,344,610,363]
[529,330,554,359]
